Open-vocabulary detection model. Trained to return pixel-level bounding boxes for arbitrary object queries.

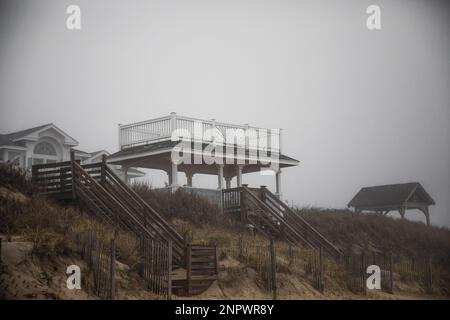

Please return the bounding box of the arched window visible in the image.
[34,141,57,156]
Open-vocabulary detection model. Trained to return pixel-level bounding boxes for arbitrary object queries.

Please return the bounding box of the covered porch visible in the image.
[107,113,299,205]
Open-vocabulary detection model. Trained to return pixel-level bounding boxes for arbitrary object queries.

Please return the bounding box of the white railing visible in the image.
[118,113,281,152]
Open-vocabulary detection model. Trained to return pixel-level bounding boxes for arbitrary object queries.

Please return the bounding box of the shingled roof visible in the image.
[348,182,435,208]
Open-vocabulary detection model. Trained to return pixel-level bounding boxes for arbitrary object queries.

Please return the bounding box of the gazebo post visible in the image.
[170,161,179,191]
[225,177,231,189]
[185,171,193,187]
[399,207,405,219]
[275,169,282,199]
[423,206,430,226]
[236,165,243,187]
[122,165,129,184]
[217,164,224,190]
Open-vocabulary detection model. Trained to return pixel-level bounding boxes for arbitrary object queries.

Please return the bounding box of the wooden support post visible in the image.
[389,252,394,294]
[110,237,116,300]
[139,235,144,277]
[238,237,243,259]
[167,240,172,300]
[186,244,192,296]
[70,150,76,200]
[101,154,107,186]
[361,252,366,295]
[214,244,219,275]
[319,247,325,294]
[288,244,293,266]
[428,255,433,291]
[260,185,267,203]
[269,239,277,300]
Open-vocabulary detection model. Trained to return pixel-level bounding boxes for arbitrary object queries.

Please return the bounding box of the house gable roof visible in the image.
[4,123,79,146]
[348,182,435,209]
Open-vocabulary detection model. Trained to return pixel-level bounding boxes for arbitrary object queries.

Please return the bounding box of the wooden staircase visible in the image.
[32,156,218,296]
[223,185,343,260]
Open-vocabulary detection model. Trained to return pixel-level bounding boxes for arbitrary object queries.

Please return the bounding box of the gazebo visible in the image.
[348,182,435,226]
[107,113,299,204]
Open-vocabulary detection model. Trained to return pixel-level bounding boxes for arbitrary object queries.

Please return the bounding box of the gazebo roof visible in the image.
[107,139,299,175]
[348,182,435,209]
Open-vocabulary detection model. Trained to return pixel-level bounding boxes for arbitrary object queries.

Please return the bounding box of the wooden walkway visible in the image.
[32,153,217,296]
[222,185,343,260]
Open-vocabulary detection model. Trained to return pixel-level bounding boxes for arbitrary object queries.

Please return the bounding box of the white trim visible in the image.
[11,124,79,146]
[0,145,27,151]
[108,146,299,166]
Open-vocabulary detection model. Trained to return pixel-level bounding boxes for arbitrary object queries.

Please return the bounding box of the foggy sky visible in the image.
[1,0,449,226]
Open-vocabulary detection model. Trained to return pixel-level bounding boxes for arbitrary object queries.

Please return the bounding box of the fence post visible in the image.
[319,247,325,294]
[288,244,293,266]
[239,237,243,259]
[186,244,192,296]
[167,240,172,300]
[269,239,277,300]
[389,252,394,294]
[109,237,116,300]
[427,255,433,292]
[361,252,366,295]
[139,235,144,277]
[0,238,2,266]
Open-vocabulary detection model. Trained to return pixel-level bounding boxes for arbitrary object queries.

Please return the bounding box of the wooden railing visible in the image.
[260,187,343,260]
[118,113,281,152]
[222,187,242,212]
[221,186,343,260]
[242,186,315,248]
[32,159,186,266]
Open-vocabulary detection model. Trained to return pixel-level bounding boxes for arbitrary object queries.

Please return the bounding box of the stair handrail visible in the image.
[103,165,185,250]
[242,186,315,249]
[72,161,156,240]
[261,187,343,259]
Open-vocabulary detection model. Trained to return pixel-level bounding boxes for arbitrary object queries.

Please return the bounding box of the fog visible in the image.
[1,0,449,226]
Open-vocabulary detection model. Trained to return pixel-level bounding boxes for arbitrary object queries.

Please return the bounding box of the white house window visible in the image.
[34,141,57,156]
[29,141,60,167]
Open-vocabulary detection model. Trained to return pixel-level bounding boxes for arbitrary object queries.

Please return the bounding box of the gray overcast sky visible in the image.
[1,0,449,226]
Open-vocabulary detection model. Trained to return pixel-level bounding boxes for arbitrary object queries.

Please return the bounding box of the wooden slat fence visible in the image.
[72,231,116,299]
[222,237,277,299]
[139,236,172,299]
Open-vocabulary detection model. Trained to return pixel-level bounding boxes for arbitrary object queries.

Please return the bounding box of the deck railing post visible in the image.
[70,150,76,200]
[101,154,107,186]
[170,112,177,135]
[118,123,123,150]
